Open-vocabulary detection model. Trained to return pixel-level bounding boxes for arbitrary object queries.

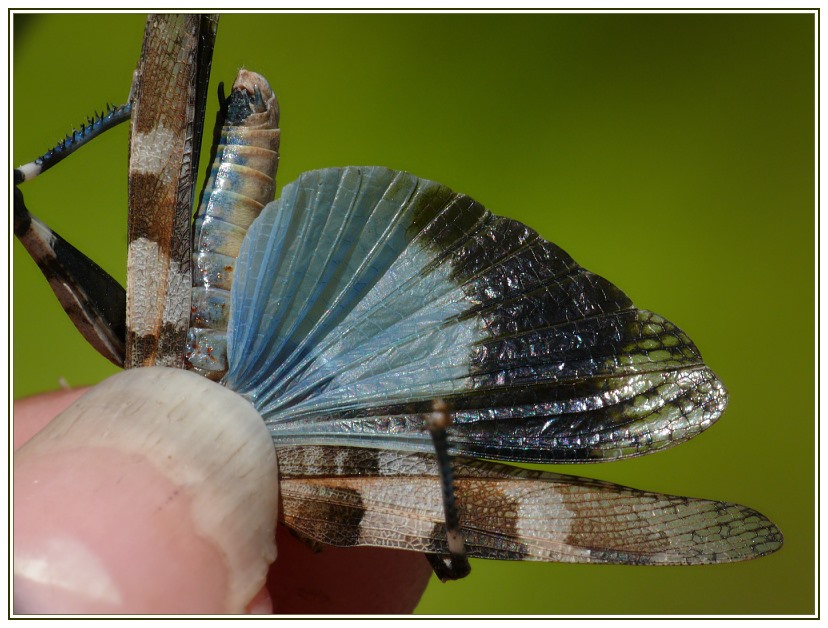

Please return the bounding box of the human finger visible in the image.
[14,367,279,614]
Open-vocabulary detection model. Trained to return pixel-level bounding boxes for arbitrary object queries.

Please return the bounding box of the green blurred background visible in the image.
[12,13,814,615]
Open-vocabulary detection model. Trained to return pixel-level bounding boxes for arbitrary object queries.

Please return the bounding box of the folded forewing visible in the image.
[278,446,781,564]
[126,14,217,368]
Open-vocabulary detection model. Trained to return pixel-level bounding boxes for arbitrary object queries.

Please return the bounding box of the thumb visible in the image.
[14,367,279,614]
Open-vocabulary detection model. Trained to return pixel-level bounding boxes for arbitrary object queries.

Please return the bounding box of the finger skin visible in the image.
[15,442,234,612]
[14,369,280,614]
[14,386,433,614]
[13,388,88,450]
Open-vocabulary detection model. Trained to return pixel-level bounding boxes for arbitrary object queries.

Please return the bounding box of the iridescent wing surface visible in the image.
[225,166,726,464]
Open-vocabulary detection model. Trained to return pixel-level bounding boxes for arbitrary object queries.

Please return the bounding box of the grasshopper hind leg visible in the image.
[15,103,131,183]
[14,103,131,366]
[14,187,127,367]
[425,400,472,582]
[425,552,471,583]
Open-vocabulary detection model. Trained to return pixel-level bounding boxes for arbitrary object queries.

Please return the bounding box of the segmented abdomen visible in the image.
[187,70,280,380]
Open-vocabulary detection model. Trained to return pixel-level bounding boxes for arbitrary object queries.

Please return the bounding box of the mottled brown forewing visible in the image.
[126,14,217,368]
[277,446,782,565]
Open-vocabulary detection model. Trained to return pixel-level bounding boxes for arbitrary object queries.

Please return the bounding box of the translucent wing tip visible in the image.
[579,500,783,566]
[454,465,784,566]
[725,504,784,561]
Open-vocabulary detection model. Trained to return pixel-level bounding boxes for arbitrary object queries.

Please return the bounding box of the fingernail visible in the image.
[14,367,279,614]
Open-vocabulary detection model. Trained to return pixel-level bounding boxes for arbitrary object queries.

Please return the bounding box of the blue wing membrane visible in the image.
[225,166,726,463]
